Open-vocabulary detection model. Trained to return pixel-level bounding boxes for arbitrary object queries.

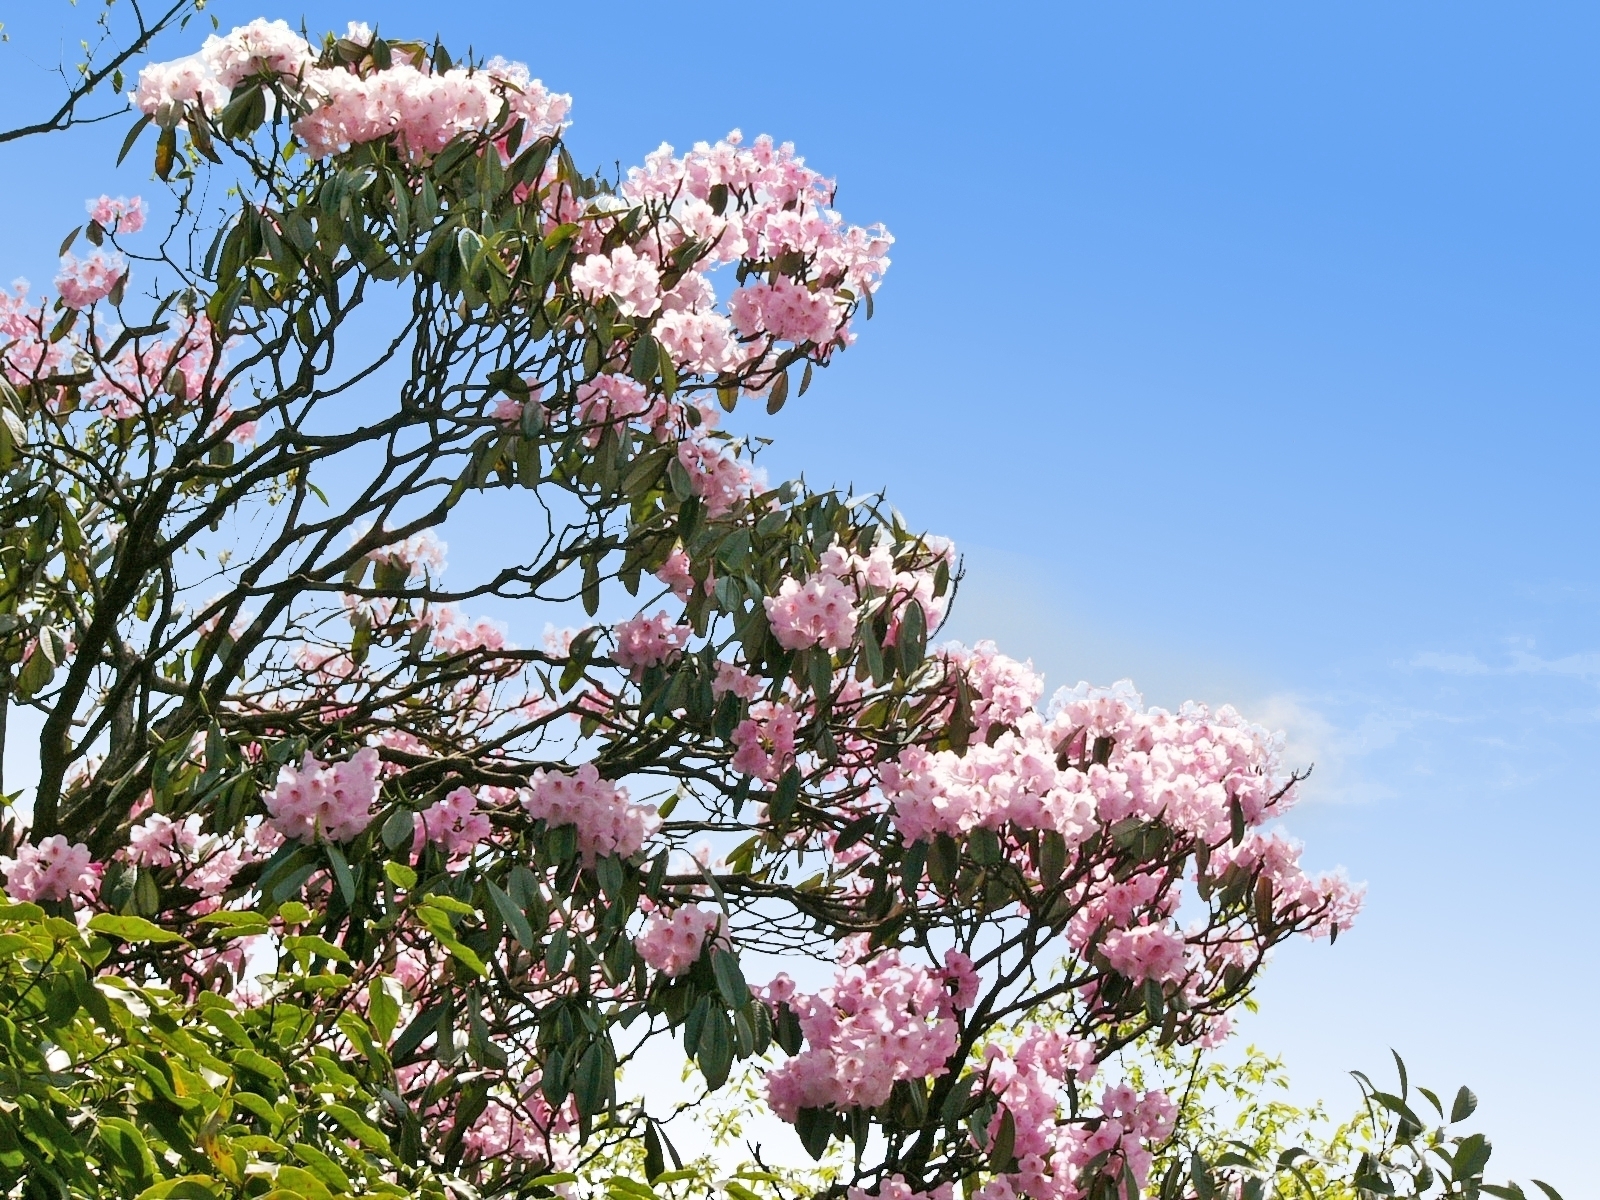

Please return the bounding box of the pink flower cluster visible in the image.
[764,943,959,1121]
[125,811,262,902]
[676,436,762,518]
[263,748,382,843]
[428,606,509,655]
[201,18,317,91]
[879,731,1096,845]
[619,130,893,353]
[877,656,1363,991]
[87,195,146,233]
[0,836,100,904]
[764,571,857,652]
[611,611,691,673]
[520,764,659,863]
[633,904,725,977]
[1100,923,1187,985]
[571,245,661,318]
[849,1179,953,1200]
[731,700,800,783]
[415,786,493,860]
[365,526,447,581]
[655,546,696,599]
[80,310,224,421]
[133,21,571,164]
[55,251,126,310]
[765,540,952,655]
[976,1031,1174,1200]
[293,57,570,163]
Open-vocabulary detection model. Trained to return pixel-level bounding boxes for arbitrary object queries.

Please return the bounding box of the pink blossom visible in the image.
[765,944,958,1120]
[712,659,762,701]
[634,905,726,977]
[55,252,126,309]
[200,18,316,90]
[415,786,493,860]
[0,836,100,904]
[943,949,981,1011]
[849,1178,954,1200]
[729,276,840,346]
[655,546,696,599]
[764,571,857,651]
[676,435,760,518]
[731,700,800,783]
[612,611,691,674]
[263,748,381,843]
[86,195,146,234]
[127,813,203,868]
[570,245,661,318]
[1101,923,1187,985]
[654,307,748,376]
[363,525,448,581]
[131,55,228,125]
[429,606,509,655]
[521,763,659,863]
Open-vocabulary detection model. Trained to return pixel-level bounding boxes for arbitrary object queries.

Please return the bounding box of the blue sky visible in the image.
[3,1,1596,1189]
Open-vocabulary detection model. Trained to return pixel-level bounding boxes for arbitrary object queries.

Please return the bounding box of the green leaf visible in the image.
[382,808,416,853]
[117,114,152,166]
[711,949,748,1008]
[87,914,187,945]
[282,934,351,963]
[368,976,402,1041]
[574,1037,614,1117]
[765,368,789,415]
[898,597,927,673]
[231,1048,288,1086]
[383,859,418,889]
[794,1107,833,1160]
[325,842,357,906]
[988,1106,1017,1171]
[485,877,535,949]
[697,1005,734,1089]
[1451,1084,1479,1123]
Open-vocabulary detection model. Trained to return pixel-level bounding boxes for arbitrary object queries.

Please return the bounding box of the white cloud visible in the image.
[1409,651,1491,675]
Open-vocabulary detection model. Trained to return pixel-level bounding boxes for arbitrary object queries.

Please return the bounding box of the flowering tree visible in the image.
[0,17,1556,1200]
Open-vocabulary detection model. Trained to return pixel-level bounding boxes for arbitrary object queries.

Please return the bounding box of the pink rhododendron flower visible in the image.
[765,943,958,1120]
[729,276,839,346]
[655,546,695,599]
[712,659,761,701]
[263,748,381,843]
[764,571,857,651]
[127,813,203,868]
[675,435,762,518]
[0,836,100,904]
[612,611,691,673]
[570,245,661,318]
[731,700,799,783]
[520,763,659,863]
[634,904,726,977]
[200,18,317,90]
[87,194,145,233]
[1101,923,1188,985]
[654,307,747,376]
[415,786,493,860]
[429,606,509,655]
[56,251,126,309]
[849,1179,953,1200]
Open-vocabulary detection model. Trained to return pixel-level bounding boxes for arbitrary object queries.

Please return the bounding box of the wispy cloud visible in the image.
[1411,647,1600,682]
[1409,651,1491,675]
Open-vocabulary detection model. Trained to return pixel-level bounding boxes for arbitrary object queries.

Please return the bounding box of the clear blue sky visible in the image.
[2,2,1595,1189]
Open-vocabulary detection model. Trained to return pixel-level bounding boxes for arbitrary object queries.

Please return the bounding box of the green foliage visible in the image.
[0,894,450,1198]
